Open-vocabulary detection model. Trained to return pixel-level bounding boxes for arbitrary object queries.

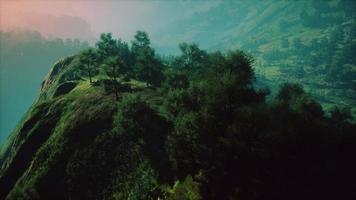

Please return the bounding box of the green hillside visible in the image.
[1,31,355,199]
[158,0,356,112]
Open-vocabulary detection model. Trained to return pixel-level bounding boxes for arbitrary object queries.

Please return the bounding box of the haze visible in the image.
[0,0,220,143]
[0,0,218,43]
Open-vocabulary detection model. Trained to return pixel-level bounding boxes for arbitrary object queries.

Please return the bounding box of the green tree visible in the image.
[174,43,208,71]
[277,83,305,103]
[96,33,119,61]
[103,56,124,100]
[131,31,165,87]
[225,50,254,83]
[131,30,151,56]
[79,48,98,84]
[134,48,164,87]
[206,51,227,77]
[116,39,134,78]
[166,71,189,90]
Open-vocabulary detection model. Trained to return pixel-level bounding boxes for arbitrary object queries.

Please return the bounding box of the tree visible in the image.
[166,71,189,90]
[134,48,164,87]
[225,50,254,84]
[277,83,305,103]
[79,48,98,84]
[116,39,134,78]
[131,30,151,55]
[207,51,227,76]
[96,33,119,61]
[131,31,164,87]
[174,43,208,71]
[103,56,124,100]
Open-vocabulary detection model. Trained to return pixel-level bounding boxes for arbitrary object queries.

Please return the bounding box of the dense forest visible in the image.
[0,30,89,143]
[0,31,355,199]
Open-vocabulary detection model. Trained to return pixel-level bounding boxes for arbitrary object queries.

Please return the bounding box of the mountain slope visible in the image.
[158,0,356,111]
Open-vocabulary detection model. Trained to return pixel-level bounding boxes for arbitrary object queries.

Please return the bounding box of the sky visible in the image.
[0,0,220,42]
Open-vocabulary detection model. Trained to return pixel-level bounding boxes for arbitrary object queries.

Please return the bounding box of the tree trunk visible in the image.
[89,72,92,84]
[113,77,119,101]
[114,86,119,101]
[87,65,92,84]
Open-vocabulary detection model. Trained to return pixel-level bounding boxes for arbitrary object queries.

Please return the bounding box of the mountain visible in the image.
[0,31,355,199]
[156,0,356,112]
[1,10,95,42]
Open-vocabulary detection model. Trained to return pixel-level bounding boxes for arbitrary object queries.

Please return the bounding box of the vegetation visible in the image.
[0,28,355,199]
[158,0,355,113]
[79,48,98,84]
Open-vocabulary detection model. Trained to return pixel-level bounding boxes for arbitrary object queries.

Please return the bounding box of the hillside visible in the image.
[1,31,356,199]
[158,0,356,112]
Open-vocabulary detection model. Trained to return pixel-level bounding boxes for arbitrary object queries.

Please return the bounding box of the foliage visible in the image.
[131,31,151,55]
[167,176,202,200]
[78,48,98,83]
[134,47,165,87]
[2,30,356,200]
[96,33,119,60]
[165,71,189,90]
[173,43,208,71]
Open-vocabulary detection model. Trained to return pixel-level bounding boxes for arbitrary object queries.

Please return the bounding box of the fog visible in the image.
[0,0,218,43]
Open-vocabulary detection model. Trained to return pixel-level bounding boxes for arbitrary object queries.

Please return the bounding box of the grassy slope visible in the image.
[0,52,147,198]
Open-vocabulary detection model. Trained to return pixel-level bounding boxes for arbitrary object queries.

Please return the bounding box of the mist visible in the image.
[0,0,219,44]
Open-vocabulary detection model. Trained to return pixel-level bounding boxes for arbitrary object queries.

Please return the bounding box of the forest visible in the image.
[0,30,355,200]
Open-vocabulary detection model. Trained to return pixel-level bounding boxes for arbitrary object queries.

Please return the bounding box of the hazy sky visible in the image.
[0,0,219,42]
